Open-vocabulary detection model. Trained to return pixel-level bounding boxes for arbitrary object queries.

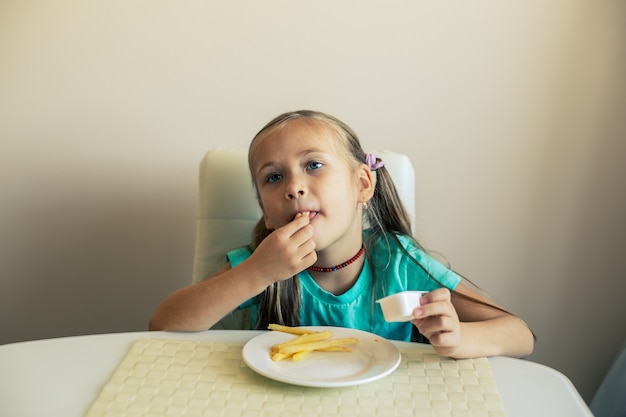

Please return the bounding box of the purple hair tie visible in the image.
[365,153,385,171]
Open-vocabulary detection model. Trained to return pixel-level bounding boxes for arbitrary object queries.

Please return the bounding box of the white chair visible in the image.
[192,148,415,329]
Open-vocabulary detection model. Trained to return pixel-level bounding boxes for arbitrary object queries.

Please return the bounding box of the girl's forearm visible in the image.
[450,316,534,359]
[148,261,269,331]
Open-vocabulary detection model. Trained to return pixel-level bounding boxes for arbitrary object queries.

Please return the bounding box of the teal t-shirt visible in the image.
[226,231,461,342]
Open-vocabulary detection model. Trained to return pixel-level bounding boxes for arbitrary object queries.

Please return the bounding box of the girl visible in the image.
[150,110,534,359]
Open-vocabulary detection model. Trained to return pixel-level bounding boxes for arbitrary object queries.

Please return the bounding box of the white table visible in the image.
[0,331,593,417]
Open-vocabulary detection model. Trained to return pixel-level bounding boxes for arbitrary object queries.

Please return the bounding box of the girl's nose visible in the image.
[285,177,307,200]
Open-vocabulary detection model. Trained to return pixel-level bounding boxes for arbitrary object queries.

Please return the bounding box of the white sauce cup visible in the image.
[376,291,428,322]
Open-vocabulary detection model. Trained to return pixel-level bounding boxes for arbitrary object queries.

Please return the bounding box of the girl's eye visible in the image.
[266,173,282,183]
[307,161,323,170]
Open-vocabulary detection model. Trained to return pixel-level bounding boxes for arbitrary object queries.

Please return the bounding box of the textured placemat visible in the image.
[85,338,505,417]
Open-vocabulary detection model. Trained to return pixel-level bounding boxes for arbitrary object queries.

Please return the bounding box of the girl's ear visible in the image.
[357,164,375,202]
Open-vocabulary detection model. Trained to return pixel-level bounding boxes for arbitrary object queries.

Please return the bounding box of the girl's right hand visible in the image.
[247,212,317,284]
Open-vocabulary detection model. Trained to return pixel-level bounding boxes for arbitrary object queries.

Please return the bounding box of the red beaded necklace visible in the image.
[307,246,365,273]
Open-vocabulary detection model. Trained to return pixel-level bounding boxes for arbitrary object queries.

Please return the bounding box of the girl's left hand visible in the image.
[410,288,462,357]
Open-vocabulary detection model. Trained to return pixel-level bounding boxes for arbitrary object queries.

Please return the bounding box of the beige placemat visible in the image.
[85,338,505,417]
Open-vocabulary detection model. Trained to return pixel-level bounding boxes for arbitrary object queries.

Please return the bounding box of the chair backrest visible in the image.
[192,149,415,285]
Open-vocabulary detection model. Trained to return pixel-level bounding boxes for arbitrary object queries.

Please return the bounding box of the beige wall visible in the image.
[1,0,624,402]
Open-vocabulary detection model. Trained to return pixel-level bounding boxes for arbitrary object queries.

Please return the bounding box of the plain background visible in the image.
[1,0,625,403]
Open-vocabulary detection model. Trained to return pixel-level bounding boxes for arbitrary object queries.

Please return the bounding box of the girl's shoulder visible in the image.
[364,229,423,255]
[365,229,461,290]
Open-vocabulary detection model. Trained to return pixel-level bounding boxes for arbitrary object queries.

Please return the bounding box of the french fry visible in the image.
[267,323,359,362]
[267,323,318,335]
[271,351,294,362]
[274,331,334,349]
[278,337,358,355]
[316,346,353,352]
[291,350,312,361]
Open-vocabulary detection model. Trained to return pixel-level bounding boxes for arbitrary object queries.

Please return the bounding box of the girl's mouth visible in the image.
[295,211,318,221]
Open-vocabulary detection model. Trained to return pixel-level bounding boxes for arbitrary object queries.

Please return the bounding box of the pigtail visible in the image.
[362,155,525,331]
[364,163,527,333]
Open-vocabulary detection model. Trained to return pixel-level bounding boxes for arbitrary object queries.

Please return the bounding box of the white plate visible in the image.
[242,326,401,387]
